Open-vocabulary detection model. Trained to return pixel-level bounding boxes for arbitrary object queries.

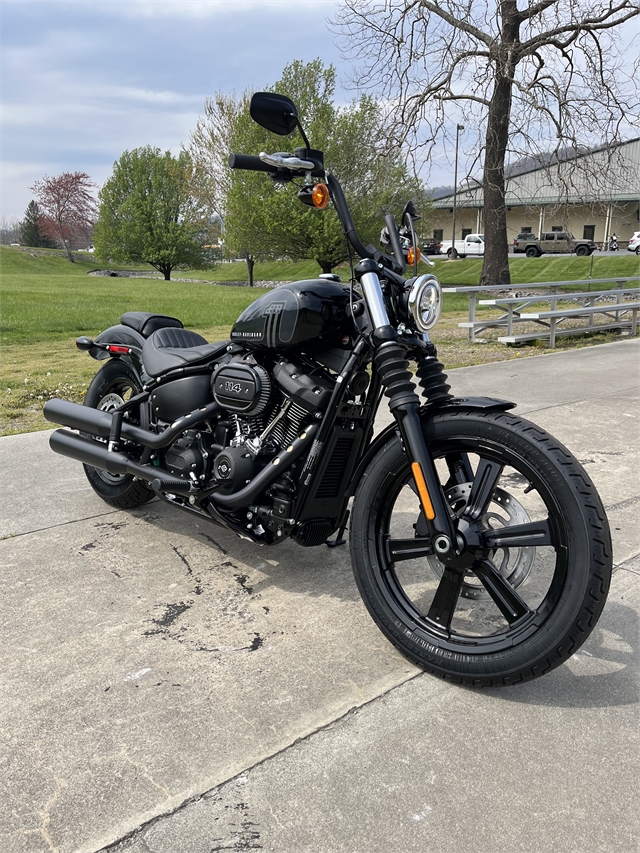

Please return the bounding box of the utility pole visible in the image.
[450,124,464,260]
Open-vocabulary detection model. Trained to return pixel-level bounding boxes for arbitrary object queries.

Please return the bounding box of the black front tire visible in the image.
[82,360,155,509]
[350,409,612,686]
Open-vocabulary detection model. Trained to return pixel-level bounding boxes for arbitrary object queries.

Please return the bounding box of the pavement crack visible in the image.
[171,544,193,576]
[97,669,424,852]
[39,776,68,853]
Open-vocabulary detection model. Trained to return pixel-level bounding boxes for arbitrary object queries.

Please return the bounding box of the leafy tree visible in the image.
[189,59,424,275]
[94,147,208,280]
[30,172,97,261]
[19,201,55,248]
[333,1,640,286]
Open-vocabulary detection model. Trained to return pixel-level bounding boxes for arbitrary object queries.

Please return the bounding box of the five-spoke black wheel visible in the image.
[350,409,612,685]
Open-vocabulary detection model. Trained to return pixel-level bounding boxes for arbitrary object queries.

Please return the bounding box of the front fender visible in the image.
[346,396,516,498]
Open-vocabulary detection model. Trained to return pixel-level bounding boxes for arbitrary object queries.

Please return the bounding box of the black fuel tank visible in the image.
[230,280,351,350]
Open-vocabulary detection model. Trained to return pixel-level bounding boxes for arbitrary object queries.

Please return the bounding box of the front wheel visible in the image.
[82,359,155,509]
[350,410,612,686]
[575,245,589,257]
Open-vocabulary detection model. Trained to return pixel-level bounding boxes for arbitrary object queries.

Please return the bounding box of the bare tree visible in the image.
[333,1,640,285]
[187,91,250,249]
[30,172,97,262]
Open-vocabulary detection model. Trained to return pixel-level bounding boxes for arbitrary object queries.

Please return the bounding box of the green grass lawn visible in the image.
[1,246,638,435]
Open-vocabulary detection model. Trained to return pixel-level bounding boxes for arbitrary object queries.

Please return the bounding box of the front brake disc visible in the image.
[426,483,535,600]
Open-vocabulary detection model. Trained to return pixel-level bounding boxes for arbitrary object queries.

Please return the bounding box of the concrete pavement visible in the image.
[1,339,638,853]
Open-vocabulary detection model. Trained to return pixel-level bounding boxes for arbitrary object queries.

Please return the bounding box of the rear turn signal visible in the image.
[312,183,330,209]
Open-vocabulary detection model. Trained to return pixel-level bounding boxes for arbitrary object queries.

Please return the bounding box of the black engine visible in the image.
[163,356,336,500]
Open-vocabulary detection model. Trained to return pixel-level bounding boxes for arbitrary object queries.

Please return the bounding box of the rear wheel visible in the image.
[525,246,539,258]
[350,410,612,686]
[82,360,155,509]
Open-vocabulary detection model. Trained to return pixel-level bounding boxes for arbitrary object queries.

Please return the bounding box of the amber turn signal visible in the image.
[311,183,330,209]
[407,246,421,265]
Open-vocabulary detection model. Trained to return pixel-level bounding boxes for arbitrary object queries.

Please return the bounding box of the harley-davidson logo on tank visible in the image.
[230,280,351,350]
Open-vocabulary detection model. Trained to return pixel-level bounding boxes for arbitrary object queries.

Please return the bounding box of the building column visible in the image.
[476,208,482,232]
[538,206,545,237]
[603,203,613,245]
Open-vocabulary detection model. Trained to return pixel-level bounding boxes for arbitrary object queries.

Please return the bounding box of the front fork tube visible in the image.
[355,259,458,557]
[394,403,458,557]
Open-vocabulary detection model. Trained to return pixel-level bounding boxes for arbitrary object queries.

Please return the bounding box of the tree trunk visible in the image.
[63,239,74,263]
[479,5,519,288]
[246,254,255,287]
[479,74,512,287]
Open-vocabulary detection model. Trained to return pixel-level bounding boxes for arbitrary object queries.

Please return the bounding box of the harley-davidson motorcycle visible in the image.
[44,92,612,685]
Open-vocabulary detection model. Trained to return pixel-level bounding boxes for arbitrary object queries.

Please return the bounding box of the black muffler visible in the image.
[49,429,192,493]
[43,398,220,450]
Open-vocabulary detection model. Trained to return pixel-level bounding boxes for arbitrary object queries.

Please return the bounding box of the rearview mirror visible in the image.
[402,199,420,222]
[250,92,299,136]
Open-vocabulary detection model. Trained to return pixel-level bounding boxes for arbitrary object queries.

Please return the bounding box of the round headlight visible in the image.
[407,274,442,332]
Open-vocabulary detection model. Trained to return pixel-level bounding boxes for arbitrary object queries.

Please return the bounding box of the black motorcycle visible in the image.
[44,92,612,686]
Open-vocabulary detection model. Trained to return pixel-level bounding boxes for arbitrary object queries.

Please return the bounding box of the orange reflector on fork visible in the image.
[411,462,435,520]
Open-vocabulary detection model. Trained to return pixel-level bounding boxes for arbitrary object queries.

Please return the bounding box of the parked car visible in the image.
[439,233,485,258]
[513,232,537,253]
[422,238,441,255]
[515,231,596,257]
[627,231,640,254]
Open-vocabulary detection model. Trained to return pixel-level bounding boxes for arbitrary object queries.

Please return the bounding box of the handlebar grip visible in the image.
[228,153,277,173]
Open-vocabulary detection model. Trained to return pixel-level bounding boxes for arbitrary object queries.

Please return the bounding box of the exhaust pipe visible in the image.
[49,429,192,493]
[47,403,318,510]
[210,424,318,511]
[43,398,220,450]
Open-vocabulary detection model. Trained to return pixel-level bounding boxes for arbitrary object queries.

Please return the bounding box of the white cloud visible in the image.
[87,0,337,19]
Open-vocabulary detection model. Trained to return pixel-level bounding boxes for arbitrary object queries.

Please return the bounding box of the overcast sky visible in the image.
[1,0,354,220]
[2,1,638,223]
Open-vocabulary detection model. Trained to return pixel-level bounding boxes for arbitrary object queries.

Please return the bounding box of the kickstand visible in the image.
[326,510,349,548]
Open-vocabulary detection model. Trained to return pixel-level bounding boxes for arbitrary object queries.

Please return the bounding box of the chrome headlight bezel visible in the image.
[407,274,442,332]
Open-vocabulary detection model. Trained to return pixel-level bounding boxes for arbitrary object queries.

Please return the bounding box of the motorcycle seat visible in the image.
[120,311,183,337]
[142,327,230,378]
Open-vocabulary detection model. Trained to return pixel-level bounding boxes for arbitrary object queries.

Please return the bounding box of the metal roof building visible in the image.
[430,138,640,247]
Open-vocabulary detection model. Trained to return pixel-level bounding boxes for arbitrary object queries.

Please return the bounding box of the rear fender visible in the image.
[346,396,516,498]
[87,325,145,368]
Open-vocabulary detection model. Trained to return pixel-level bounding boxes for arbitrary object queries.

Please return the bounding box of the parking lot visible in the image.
[1,339,638,853]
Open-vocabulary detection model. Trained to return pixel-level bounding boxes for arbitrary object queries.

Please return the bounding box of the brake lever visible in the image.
[259,152,315,171]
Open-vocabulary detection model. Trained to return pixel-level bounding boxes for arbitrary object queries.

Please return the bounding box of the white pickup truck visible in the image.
[439,233,485,258]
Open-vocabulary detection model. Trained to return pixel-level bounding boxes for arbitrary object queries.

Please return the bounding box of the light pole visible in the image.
[450,124,464,260]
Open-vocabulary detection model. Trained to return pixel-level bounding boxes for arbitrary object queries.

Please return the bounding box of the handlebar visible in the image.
[228,151,405,276]
[228,153,278,173]
[258,152,316,170]
[384,214,407,275]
